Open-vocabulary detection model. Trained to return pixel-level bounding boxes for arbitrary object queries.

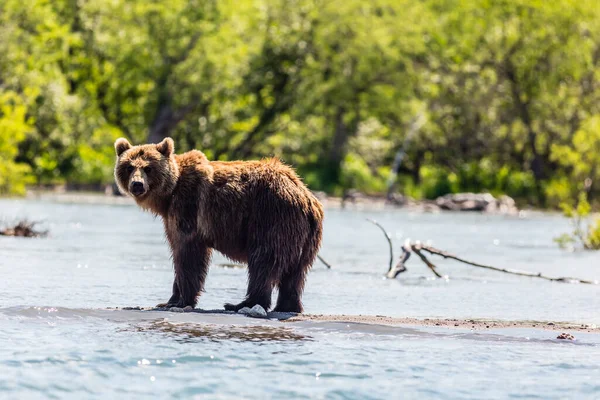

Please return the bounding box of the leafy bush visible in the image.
[397,161,537,201]
[554,192,600,250]
[544,177,574,209]
[0,92,33,195]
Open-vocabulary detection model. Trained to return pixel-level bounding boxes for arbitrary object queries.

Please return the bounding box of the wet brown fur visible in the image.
[114,137,324,313]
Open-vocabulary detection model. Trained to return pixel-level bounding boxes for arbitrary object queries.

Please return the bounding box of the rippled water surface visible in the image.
[1,197,599,399]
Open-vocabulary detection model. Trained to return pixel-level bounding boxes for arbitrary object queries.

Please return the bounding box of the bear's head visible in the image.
[114,137,179,205]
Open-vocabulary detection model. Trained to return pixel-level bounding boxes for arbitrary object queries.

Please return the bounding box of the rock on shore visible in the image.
[319,190,518,214]
[435,193,518,213]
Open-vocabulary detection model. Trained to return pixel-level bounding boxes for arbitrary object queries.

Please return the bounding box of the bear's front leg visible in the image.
[164,237,212,309]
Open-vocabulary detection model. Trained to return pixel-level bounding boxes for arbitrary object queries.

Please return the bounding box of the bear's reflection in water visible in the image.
[129,320,311,343]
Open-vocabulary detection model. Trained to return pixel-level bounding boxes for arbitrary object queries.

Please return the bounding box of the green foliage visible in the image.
[589,218,600,249]
[555,192,600,250]
[400,161,536,201]
[0,92,33,195]
[543,177,575,209]
[0,0,600,205]
[71,126,124,184]
[339,153,388,195]
[550,116,600,206]
[408,165,455,200]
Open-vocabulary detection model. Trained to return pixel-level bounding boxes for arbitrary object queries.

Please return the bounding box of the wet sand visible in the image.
[118,307,598,333]
[284,314,599,333]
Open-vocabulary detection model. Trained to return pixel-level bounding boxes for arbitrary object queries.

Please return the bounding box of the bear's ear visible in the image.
[115,138,132,156]
[156,137,175,157]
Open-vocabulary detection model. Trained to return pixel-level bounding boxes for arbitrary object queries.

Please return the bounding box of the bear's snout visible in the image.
[130,181,146,196]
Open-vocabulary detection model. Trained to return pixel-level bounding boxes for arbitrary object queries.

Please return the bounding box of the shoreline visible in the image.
[14,189,539,214]
[118,307,599,333]
[284,314,598,333]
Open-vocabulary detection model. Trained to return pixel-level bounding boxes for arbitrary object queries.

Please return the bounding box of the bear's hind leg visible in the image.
[156,281,180,308]
[273,216,321,314]
[273,267,306,313]
[224,252,276,312]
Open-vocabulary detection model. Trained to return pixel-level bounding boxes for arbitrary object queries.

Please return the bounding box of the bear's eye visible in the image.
[126,165,134,174]
[144,166,151,174]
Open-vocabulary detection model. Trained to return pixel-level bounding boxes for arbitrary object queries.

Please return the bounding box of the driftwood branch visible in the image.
[418,245,598,284]
[366,218,394,272]
[386,239,410,278]
[0,220,47,238]
[369,221,599,285]
[317,254,332,269]
[411,243,444,278]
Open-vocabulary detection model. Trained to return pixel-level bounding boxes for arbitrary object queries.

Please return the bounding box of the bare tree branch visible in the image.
[411,243,444,278]
[317,254,332,269]
[366,218,394,272]
[168,33,202,65]
[419,245,598,284]
[369,221,599,285]
[386,239,410,278]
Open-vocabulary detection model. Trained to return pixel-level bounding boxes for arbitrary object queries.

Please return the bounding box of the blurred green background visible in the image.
[1,0,600,208]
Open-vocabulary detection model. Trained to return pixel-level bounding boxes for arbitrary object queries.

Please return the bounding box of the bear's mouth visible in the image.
[131,189,146,197]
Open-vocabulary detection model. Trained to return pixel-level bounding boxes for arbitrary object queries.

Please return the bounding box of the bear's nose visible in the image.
[131,181,145,196]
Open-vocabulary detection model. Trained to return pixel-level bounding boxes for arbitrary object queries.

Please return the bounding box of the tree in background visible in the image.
[412,0,600,205]
[0,0,599,208]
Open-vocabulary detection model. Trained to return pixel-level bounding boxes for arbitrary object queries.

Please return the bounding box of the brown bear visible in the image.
[114,137,324,313]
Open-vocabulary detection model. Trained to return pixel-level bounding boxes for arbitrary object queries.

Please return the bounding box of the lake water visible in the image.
[1,197,599,399]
